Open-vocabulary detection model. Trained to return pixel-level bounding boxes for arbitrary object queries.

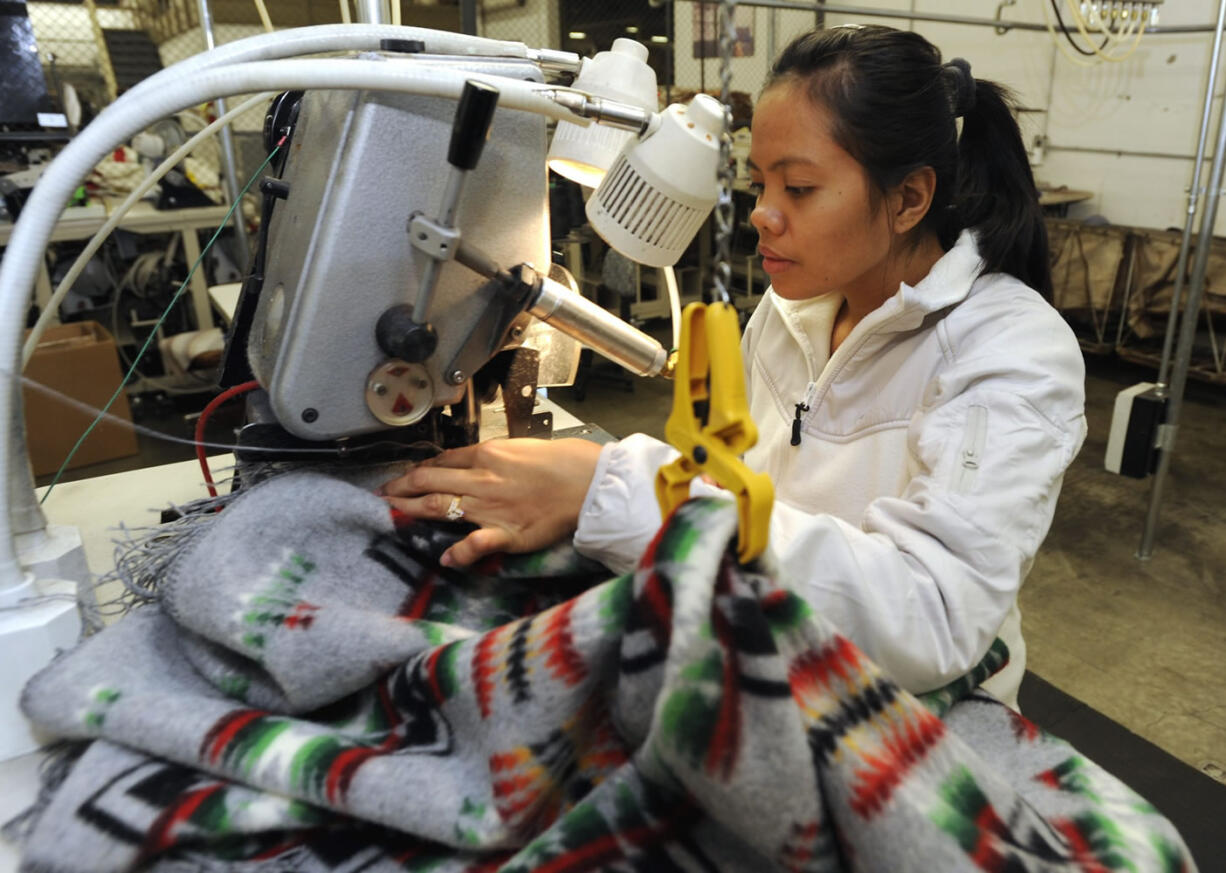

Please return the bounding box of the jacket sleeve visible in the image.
[572,433,678,574]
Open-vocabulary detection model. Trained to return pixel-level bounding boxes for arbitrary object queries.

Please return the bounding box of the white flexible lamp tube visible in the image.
[121,25,533,99]
[22,92,275,368]
[0,56,597,591]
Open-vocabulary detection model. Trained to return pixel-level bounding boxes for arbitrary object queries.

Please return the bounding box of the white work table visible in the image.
[0,394,591,870]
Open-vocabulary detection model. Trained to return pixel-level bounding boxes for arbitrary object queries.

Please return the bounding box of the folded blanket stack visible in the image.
[15,473,1195,872]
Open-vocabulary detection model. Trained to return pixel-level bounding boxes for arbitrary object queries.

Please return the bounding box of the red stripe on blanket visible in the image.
[641,571,673,647]
[705,575,741,780]
[472,625,505,719]
[1054,820,1114,873]
[492,771,539,797]
[325,746,379,804]
[969,802,1009,868]
[1037,769,1061,789]
[1008,707,1042,743]
[849,710,946,819]
[788,636,865,710]
[542,599,588,686]
[424,644,450,704]
[140,782,225,856]
[200,709,270,765]
[376,678,404,740]
[531,824,659,873]
[388,506,414,528]
[401,575,436,620]
[251,835,308,860]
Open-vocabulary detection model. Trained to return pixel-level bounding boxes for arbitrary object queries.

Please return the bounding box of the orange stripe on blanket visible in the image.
[849,710,946,819]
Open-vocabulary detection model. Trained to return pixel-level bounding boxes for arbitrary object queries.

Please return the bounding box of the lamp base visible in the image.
[0,579,81,762]
[17,525,95,624]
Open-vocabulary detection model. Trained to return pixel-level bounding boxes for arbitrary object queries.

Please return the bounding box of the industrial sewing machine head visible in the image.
[221,41,720,466]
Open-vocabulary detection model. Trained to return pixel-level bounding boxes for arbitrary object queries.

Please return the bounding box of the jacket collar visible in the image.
[767,228,986,336]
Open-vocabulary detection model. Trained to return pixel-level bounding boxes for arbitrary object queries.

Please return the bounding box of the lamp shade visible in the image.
[547,39,658,188]
[585,93,723,268]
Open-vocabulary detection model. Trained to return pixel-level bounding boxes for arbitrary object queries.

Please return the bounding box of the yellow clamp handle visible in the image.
[655,301,774,563]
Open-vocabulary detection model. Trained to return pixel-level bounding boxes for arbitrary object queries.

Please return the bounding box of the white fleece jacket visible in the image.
[572,231,1087,708]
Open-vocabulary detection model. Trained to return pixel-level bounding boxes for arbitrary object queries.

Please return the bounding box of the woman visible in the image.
[380,25,1087,709]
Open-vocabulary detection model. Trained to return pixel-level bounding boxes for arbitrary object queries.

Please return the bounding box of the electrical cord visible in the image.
[196,380,260,497]
[39,139,286,505]
[1067,0,1148,63]
[1050,0,1110,56]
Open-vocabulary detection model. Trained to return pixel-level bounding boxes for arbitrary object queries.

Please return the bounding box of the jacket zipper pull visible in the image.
[791,381,817,447]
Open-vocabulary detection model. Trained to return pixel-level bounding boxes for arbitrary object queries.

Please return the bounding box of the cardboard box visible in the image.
[23,321,139,477]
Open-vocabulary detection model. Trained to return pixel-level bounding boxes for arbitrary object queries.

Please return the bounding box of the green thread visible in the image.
[40,143,284,504]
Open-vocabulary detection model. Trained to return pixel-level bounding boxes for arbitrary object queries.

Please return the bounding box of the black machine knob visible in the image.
[447,80,500,171]
[376,304,438,363]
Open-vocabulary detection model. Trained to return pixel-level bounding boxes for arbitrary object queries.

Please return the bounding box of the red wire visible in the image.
[195,380,260,498]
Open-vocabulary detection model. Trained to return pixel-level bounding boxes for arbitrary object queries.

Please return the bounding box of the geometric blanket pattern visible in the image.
[15,473,1196,872]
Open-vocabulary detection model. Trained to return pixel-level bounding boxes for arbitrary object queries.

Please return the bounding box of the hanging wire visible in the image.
[711,0,738,308]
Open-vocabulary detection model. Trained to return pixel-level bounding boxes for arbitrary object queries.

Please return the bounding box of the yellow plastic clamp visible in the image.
[655,301,774,563]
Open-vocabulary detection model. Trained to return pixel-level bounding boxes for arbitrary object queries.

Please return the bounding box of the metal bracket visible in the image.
[408,212,461,261]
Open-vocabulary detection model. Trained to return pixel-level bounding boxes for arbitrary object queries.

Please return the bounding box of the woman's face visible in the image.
[747,81,894,302]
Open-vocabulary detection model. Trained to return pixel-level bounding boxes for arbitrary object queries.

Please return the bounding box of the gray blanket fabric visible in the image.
[15,472,1195,872]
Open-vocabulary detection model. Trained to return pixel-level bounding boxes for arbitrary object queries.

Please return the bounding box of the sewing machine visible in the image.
[223,48,686,467]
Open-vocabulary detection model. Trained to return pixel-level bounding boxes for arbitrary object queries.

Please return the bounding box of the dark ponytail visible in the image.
[956,79,1051,298]
[764,25,1052,299]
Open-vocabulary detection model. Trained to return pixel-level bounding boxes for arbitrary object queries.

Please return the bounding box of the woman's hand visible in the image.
[378,437,605,568]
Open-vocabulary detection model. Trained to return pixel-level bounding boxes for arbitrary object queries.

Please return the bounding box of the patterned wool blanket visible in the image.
[14,472,1195,872]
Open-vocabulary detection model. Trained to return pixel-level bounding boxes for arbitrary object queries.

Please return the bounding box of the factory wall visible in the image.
[665,0,1223,237]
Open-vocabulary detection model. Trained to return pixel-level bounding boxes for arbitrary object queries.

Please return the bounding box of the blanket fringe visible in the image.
[0,741,89,851]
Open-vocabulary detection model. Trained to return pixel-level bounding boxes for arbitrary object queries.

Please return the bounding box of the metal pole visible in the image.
[1154,0,1226,392]
[196,0,252,281]
[354,0,389,24]
[1138,0,1226,559]
[690,0,1219,34]
[461,0,478,36]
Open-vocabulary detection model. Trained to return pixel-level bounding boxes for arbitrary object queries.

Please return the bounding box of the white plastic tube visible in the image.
[122,25,528,102]
[0,55,584,585]
[21,92,275,369]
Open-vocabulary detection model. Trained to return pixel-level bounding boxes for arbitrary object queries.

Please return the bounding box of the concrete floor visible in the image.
[553,350,1226,783]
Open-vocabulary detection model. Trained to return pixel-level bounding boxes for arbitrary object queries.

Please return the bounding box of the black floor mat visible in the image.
[1020,671,1225,871]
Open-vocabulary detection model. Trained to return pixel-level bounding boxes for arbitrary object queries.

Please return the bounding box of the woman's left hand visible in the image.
[378,437,604,568]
